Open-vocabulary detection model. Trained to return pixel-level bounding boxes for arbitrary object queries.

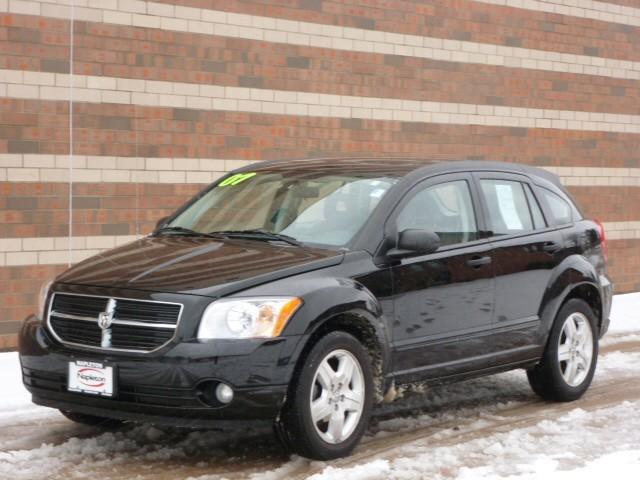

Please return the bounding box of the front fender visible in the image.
[282,277,392,390]
[538,254,601,339]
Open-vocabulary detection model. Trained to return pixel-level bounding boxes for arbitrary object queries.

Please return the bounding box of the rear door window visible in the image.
[480,180,535,236]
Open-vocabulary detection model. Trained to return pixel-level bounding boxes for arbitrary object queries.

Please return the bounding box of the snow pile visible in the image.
[0,352,58,427]
[0,352,30,412]
[307,459,390,480]
[609,292,640,333]
[308,401,640,480]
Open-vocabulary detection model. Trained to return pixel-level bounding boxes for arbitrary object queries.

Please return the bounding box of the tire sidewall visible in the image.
[545,298,599,399]
[293,331,374,459]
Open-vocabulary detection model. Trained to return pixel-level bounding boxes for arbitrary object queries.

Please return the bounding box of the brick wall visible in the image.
[0,0,639,350]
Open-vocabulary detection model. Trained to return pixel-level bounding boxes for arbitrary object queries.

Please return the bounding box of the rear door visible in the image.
[388,173,496,382]
[473,172,563,358]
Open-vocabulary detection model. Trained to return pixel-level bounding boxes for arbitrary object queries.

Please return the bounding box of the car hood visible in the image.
[56,236,344,296]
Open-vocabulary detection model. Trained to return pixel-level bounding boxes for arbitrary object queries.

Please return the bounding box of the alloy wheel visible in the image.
[309,349,365,444]
[557,312,594,387]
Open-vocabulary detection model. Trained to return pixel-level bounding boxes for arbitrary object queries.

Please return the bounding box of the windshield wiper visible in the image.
[209,229,303,247]
[155,226,224,239]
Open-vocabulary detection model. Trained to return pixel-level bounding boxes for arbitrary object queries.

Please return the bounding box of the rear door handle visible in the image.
[542,241,562,254]
[466,255,492,268]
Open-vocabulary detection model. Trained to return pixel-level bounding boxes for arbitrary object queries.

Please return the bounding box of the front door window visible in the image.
[396,180,478,246]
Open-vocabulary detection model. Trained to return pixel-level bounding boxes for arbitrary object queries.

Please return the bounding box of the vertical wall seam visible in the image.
[67,0,74,267]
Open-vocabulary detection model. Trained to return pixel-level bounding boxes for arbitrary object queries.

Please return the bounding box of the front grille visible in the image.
[50,316,102,347]
[47,293,183,353]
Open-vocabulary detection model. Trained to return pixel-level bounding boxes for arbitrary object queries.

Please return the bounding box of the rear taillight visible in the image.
[595,220,607,262]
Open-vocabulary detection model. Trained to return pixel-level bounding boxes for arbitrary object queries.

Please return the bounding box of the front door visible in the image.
[387,174,495,383]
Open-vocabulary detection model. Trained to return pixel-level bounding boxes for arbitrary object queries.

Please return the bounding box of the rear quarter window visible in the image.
[540,188,578,225]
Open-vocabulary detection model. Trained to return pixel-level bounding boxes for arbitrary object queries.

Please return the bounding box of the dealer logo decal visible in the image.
[77,368,106,388]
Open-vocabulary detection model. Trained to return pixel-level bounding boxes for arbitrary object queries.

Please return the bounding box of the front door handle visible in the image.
[542,241,562,254]
[466,255,492,268]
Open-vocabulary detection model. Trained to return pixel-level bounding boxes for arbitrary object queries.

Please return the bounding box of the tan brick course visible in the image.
[2,98,638,166]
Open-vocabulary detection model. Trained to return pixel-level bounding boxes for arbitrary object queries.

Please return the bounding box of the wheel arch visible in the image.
[286,283,392,404]
[539,254,604,341]
[563,284,602,331]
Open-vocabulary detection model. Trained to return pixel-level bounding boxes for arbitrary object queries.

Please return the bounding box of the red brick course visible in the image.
[570,187,640,222]
[1,15,638,115]
[0,263,68,350]
[0,182,200,238]
[1,98,638,165]
[607,239,640,294]
[0,335,18,352]
[148,0,640,61]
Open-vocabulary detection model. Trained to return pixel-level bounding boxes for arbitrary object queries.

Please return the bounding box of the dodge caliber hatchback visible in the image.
[20,159,612,459]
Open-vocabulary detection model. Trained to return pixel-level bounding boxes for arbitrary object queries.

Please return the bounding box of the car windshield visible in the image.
[165,170,397,247]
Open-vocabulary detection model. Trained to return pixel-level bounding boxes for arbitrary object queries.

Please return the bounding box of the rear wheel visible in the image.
[276,331,374,460]
[60,410,124,428]
[527,298,598,401]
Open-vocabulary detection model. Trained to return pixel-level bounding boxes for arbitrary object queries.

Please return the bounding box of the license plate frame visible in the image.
[67,360,116,397]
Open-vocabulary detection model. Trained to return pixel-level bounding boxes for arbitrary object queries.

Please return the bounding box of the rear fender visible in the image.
[538,254,601,341]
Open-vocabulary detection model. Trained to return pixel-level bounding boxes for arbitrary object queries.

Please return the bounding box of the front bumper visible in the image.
[19,316,302,427]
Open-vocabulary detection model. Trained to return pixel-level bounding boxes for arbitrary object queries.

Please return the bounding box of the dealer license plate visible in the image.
[67,360,115,397]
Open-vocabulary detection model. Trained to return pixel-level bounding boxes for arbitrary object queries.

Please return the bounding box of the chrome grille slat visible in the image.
[50,311,177,329]
[50,311,99,323]
[47,293,184,353]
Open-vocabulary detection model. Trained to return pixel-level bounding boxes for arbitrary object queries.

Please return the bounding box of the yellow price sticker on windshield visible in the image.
[219,172,257,186]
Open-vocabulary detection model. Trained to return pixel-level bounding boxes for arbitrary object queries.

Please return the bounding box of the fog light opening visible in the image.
[215,383,234,404]
[196,380,234,407]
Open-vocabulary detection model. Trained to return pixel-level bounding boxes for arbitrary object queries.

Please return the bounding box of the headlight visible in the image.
[197,297,302,339]
[37,277,54,320]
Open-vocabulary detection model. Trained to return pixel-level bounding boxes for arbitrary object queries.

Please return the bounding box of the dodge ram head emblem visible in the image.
[98,298,117,348]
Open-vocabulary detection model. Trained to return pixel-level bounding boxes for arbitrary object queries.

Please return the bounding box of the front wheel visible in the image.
[276,331,374,460]
[527,298,598,401]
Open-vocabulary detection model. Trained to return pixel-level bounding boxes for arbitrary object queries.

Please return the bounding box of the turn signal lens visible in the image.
[273,297,303,337]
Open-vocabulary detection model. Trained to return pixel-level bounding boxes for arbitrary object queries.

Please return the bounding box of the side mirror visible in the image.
[155,216,169,229]
[387,229,440,259]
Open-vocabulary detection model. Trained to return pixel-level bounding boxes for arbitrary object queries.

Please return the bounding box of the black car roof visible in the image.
[239,157,561,186]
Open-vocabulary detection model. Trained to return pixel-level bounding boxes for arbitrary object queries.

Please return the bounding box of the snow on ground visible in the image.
[608,292,640,334]
[0,352,61,427]
[0,352,28,412]
[255,350,640,480]
[307,400,640,480]
[0,292,638,480]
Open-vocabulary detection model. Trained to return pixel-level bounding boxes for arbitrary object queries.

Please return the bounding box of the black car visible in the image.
[20,159,612,459]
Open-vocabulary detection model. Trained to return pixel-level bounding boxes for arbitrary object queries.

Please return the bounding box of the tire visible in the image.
[527,298,598,402]
[60,410,124,428]
[276,331,374,460]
